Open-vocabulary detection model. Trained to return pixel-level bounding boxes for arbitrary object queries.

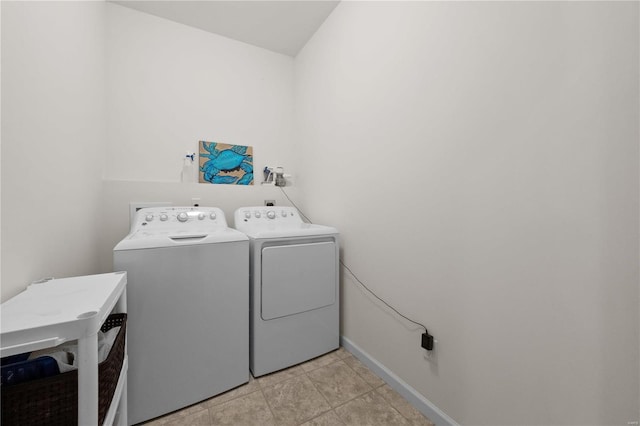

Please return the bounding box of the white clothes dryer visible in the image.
[234,206,339,377]
[114,207,249,425]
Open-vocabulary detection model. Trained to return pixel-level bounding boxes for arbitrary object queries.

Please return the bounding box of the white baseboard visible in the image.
[340,336,458,426]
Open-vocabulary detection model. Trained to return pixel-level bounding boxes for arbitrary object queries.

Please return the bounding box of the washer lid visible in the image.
[114,206,248,250]
[114,228,248,250]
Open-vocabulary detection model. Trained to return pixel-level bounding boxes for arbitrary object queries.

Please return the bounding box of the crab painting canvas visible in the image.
[199,141,254,185]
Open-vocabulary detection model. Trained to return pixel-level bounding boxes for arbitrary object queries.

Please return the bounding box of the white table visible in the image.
[1,272,128,425]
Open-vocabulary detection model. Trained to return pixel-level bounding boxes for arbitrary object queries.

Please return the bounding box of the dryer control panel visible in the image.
[234,206,302,226]
[132,207,228,232]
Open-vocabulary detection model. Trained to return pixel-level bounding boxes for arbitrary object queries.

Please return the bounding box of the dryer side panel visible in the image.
[261,241,336,320]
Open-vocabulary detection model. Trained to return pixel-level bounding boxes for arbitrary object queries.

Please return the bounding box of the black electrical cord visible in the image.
[278,186,313,223]
[339,260,428,331]
[278,186,430,334]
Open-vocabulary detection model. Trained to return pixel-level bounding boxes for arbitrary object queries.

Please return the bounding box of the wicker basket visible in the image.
[1,313,127,426]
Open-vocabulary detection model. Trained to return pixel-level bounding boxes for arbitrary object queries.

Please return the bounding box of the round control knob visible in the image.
[255,211,261,218]
[244,211,251,219]
[198,213,205,220]
[145,214,154,222]
[281,210,288,217]
[267,210,276,219]
[177,212,188,222]
[210,212,217,220]
[159,214,168,221]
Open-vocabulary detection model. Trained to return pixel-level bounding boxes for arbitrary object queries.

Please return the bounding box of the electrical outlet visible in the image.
[421,332,434,351]
[264,200,275,206]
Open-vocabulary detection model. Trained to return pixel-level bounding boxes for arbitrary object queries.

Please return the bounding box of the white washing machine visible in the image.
[113,207,249,425]
[234,206,339,377]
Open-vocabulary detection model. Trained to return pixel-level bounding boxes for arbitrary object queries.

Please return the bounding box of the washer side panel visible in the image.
[114,241,249,424]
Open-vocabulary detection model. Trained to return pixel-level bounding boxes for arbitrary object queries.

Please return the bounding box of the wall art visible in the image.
[199,141,253,185]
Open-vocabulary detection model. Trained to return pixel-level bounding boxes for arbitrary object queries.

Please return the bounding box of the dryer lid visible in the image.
[234,206,338,238]
[237,223,338,239]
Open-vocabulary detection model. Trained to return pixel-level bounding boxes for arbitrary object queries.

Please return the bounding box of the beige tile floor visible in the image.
[142,347,434,426]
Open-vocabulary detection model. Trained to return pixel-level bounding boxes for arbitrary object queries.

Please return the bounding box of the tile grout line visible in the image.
[333,357,375,401]
[332,387,415,426]
[208,388,262,425]
[372,387,418,426]
[259,366,333,426]
[258,382,280,425]
[330,387,380,412]
[303,355,374,425]
[341,353,378,384]
[296,409,341,426]
[206,377,264,425]
[150,347,427,426]
[300,360,338,425]
[205,380,255,416]
[347,354,436,426]
[330,350,420,426]
[344,361,424,426]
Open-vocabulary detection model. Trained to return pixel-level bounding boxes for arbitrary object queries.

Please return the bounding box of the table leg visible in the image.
[78,333,99,425]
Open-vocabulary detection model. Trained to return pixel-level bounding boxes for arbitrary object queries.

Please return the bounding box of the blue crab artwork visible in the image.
[199,141,254,185]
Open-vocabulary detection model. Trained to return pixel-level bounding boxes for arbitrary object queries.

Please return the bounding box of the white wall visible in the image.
[105,3,294,183]
[1,2,296,295]
[2,2,637,423]
[1,1,106,302]
[100,4,296,269]
[294,2,639,425]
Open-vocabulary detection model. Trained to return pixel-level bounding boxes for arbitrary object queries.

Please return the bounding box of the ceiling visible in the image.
[111,1,340,57]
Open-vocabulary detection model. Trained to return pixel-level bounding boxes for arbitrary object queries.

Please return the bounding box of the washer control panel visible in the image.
[235,206,302,226]
[133,206,227,231]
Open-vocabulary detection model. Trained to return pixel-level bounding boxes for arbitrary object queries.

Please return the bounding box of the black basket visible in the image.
[1,313,127,426]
